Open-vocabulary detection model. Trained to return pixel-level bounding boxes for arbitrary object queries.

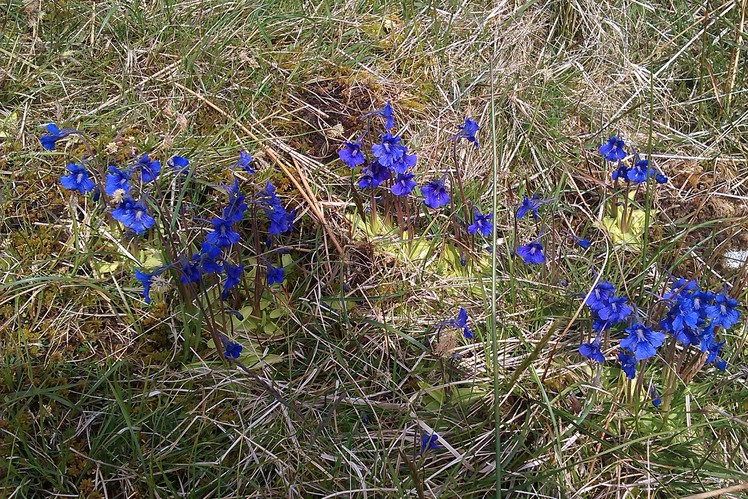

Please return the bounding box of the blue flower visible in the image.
[516,241,545,265]
[620,324,665,361]
[60,162,96,194]
[421,179,450,209]
[420,432,440,453]
[371,133,406,168]
[221,179,247,223]
[267,264,284,285]
[39,123,77,150]
[456,118,479,148]
[592,317,611,332]
[391,173,417,196]
[627,158,653,183]
[136,154,161,183]
[389,150,417,175]
[705,339,726,370]
[574,236,591,249]
[467,209,493,236]
[169,155,190,174]
[224,341,243,359]
[112,198,155,234]
[691,291,714,321]
[339,141,365,168]
[618,350,637,379]
[218,333,243,359]
[611,163,629,182]
[234,151,254,174]
[596,295,632,324]
[221,263,244,300]
[260,182,294,235]
[585,281,616,312]
[516,194,542,220]
[105,165,131,196]
[358,161,392,189]
[598,136,627,162]
[452,308,468,328]
[134,268,161,304]
[206,217,240,248]
[462,326,473,339]
[379,101,395,129]
[650,385,661,408]
[579,337,605,362]
[663,297,699,333]
[706,294,740,330]
[198,242,222,274]
[655,172,668,184]
[179,255,202,284]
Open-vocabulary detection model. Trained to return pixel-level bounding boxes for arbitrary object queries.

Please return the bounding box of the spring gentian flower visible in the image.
[620,324,665,361]
[206,217,240,248]
[371,133,406,168]
[516,241,545,265]
[169,155,190,174]
[467,209,493,236]
[421,179,450,209]
[40,123,77,150]
[516,194,542,220]
[221,263,244,299]
[457,118,479,148]
[136,154,161,183]
[627,158,653,183]
[339,141,365,168]
[579,337,605,362]
[267,264,284,285]
[655,172,668,184]
[60,162,96,194]
[706,294,740,329]
[234,151,254,174]
[420,433,440,453]
[618,350,637,379]
[105,165,131,196]
[598,136,626,162]
[391,173,417,196]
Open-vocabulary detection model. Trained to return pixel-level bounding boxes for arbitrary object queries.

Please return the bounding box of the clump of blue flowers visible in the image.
[44,121,297,364]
